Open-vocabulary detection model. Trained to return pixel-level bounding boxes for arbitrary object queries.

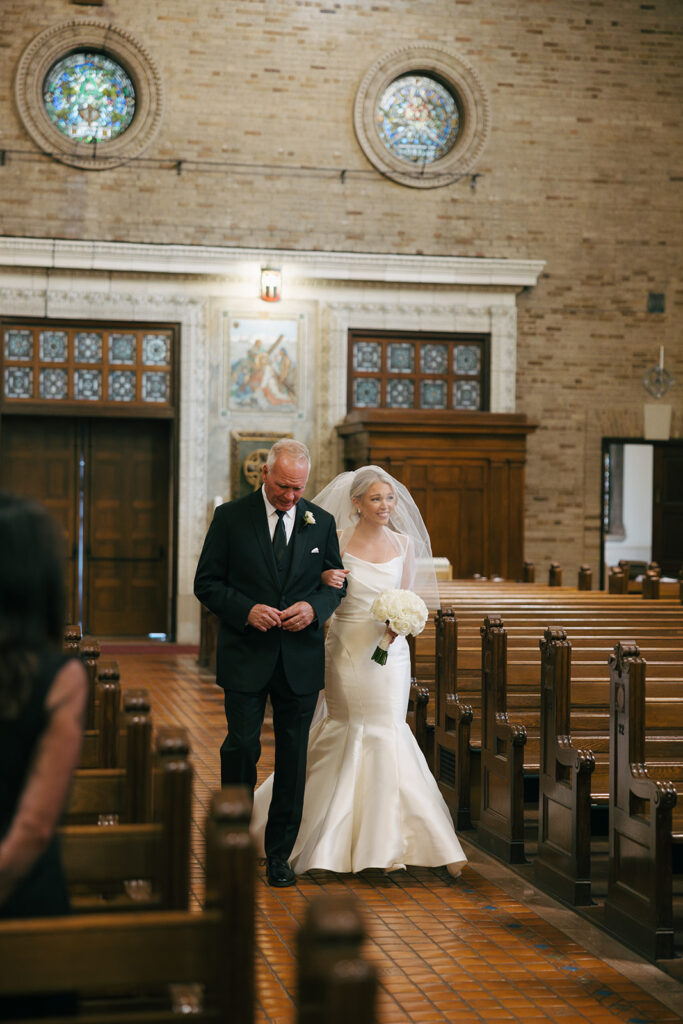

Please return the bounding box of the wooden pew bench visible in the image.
[604,643,683,963]
[66,683,153,825]
[62,727,192,912]
[0,788,255,1024]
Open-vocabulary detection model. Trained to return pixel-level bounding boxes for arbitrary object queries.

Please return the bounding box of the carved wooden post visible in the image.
[577,564,592,591]
[297,895,370,1024]
[535,628,594,905]
[549,562,562,587]
[205,786,255,1024]
[79,637,100,731]
[155,726,192,911]
[523,561,535,583]
[608,565,627,594]
[63,623,82,654]
[605,642,677,961]
[123,687,152,823]
[433,608,473,830]
[96,660,121,770]
[477,616,527,863]
[642,571,660,599]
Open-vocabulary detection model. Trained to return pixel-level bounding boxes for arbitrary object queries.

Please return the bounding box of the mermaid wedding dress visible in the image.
[250,546,467,875]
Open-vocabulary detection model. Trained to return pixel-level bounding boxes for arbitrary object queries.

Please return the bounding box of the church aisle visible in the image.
[109,647,683,1024]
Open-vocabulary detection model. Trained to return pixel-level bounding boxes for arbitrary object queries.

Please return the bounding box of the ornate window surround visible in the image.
[14,19,163,170]
[354,45,490,189]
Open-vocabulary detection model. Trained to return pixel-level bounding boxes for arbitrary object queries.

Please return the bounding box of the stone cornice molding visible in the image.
[0,237,545,289]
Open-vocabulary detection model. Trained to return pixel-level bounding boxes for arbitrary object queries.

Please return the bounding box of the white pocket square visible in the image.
[311,547,319,554]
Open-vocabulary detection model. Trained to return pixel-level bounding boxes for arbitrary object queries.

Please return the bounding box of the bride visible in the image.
[250,465,467,877]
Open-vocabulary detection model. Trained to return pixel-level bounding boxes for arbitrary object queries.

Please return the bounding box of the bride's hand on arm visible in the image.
[321,568,350,589]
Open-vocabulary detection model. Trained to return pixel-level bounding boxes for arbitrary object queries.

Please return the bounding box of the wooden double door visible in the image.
[0,415,172,637]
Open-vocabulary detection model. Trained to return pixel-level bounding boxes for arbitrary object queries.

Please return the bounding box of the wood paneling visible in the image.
[337,410,536,581]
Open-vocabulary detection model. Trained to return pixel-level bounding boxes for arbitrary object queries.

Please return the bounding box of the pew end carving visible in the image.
[476,616,527,864]
[534,628,595,906]
[434,608,474,831]
[605,642,680,962]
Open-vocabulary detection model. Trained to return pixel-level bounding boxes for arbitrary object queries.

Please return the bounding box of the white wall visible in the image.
[604,443,653,567]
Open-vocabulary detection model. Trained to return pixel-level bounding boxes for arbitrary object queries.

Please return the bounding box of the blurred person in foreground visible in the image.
[0,491,87,1016]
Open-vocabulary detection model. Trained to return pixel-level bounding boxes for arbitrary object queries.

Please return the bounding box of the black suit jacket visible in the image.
[194,489,345,695]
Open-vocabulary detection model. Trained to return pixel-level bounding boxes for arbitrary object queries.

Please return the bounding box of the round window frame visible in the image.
[15,20,163,171]
[354,46,489,189]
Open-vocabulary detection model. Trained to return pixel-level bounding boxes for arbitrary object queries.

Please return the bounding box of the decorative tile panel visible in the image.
[454,344,480,375]
[4,366,33,398]
[39,367,68,400]
[142,334,171,365]
[74,369,102,401]
[5,329,33,360]
[142,371,169,403]
[109,333,137,364]
[39,331,68,362]
[421,343,448,374]
[353,378,381,407]
[353,341,381,372]
[388,342,414,373]
[453,380,480,409]
[75,332,103,363]
[109,370,136,401]
[420,379,447,408]
[387,378,414,407]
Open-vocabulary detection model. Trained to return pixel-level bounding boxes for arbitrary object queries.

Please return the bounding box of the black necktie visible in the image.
[272,509,287,565]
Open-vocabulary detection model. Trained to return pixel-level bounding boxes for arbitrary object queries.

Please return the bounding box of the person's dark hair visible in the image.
[0,491,67,717]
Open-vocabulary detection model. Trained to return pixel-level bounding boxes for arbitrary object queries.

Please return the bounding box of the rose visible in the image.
[369,588,429,666]
[304,510,316,525]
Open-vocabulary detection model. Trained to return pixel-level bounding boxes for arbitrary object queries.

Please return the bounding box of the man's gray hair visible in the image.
[266,439,311,471]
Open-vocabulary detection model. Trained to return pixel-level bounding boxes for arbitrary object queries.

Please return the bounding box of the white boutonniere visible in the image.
[304,510,316,526]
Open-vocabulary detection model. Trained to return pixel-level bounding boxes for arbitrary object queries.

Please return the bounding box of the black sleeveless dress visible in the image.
[0,649,77,1016]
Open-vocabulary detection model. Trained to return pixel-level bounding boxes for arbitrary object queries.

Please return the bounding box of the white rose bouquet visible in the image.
[369,588,429,666]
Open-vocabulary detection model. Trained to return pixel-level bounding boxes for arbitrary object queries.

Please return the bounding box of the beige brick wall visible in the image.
[1,0,681,582]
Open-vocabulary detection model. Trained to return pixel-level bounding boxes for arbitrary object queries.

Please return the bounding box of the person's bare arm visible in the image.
[0,658,87,906]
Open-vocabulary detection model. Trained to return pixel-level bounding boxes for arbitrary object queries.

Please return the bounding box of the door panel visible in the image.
[0,415,171,636]
[652,444,683,577]
[86,419,169,636]
[0,416,79,622]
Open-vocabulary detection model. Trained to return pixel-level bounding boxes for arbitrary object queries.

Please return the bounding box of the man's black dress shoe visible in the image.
[266,856,296,887]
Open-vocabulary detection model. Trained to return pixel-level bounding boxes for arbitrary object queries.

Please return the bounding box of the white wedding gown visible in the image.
[250,550,467,875]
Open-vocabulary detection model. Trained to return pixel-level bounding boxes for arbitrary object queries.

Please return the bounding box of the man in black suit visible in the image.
[194,440,345,887]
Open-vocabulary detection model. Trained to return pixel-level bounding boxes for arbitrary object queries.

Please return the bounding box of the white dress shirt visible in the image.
[262,487,296,544]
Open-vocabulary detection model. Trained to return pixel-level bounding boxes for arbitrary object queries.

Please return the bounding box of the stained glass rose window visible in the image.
[376,75,459,164]
[43,52,136,143]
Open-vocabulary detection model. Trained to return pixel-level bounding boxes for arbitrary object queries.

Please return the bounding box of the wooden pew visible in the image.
[468,616,683,873]
[62,726,192,911]
[66,684,153,825]
[432,608,474,831]
[0,787,255,1023]
[476,616,527,864]
[534,628,596,906]
[604,642,683,963]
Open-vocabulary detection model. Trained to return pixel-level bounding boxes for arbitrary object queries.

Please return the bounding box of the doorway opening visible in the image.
[600,438,683,589]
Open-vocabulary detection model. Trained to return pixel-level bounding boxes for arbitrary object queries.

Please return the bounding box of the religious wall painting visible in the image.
[230,430,293,500]
[227,316,299,412]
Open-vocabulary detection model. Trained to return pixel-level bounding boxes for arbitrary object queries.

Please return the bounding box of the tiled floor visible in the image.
[108,647,683,1023]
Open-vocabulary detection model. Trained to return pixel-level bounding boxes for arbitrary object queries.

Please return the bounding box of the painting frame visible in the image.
[226,314,300,412]
[229,430,293,500]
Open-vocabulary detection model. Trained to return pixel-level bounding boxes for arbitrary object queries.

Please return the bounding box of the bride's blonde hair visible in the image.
[349,467,395,507]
